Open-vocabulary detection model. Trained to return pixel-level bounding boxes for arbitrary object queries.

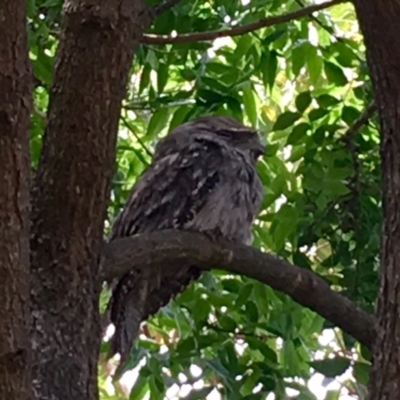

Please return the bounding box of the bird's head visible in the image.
[156,115,265,163]
[198,116,265,163]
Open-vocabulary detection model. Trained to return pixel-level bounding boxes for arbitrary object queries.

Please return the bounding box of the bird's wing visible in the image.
[109,137,226,240]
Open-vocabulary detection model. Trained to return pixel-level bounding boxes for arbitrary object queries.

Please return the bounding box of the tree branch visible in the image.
[343,100,377,142]
[142,0,347,45]
[101,230,376,349]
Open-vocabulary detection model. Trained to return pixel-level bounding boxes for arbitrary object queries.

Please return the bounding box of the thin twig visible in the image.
[294,0,345,43]
[342,101,377,142]
[120,115,154,159]
[142,0,347,45]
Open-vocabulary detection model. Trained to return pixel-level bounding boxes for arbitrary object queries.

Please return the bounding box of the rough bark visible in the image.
[102,230,376,349]
[0,1,32,399]
[29,0,151,398]
[353,1,400,398]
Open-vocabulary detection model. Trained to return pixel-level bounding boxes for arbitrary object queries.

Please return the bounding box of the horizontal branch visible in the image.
[142,0,347,45]
[101,230,376,349]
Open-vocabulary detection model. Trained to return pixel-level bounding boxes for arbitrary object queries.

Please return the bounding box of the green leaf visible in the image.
[129,373,149,400]
[222,278,240,293]
[295,91,312,113]
[180,69,196,81]
[146,108,170,138]
[333,41,357,68]
[270,172,288,195]
[360,344,371,362]
[309,108,329,121]
[234,35,254,60]
[324,61,348,86]
[261,50,278,90]
[265,143,279,157]
[169,106,190,131]
[283,340,303,376]
[26,0,37,17]
[292,42,307,77]
[33,52,54,85]
[149,376,165,400]
[316,94,340,109]
[248,337,278,363]
[243,84,258,126]
[193,298,211,325]
[240,368,262,397]
[245,301,259,323]
[307,45,323,85]
[270,204,299,250]
[342,106,360,126]
[286,123,310,145]
[273,112,301,131]
[218,314,237,331]
[313,126,326,145]
[310,357,350,377]
[176,337,197,358]
[145,49,159,70]
[288,145,306,162]
[235,283,253,308]
[139,64,151,94]
[157,62,168,93]
[353,361,370,385]
[325,179,350,197]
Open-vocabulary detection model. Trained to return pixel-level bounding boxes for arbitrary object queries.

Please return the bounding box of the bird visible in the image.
[106,115,265,363]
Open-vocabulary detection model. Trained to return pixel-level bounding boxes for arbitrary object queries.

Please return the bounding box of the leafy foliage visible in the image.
[29,0,379,398]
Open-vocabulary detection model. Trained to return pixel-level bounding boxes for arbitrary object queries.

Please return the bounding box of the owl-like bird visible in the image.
[107,115,265,362]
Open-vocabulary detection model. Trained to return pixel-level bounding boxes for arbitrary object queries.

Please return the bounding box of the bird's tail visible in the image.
[106,270,149,364]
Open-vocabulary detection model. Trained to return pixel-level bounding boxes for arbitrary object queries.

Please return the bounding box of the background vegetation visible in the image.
[23,0,380,398]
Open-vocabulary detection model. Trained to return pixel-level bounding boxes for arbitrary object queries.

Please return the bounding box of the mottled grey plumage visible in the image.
[107,116,265,362]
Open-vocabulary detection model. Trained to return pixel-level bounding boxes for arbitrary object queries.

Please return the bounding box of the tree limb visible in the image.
[101,230,376,349]
[142,0,347,45]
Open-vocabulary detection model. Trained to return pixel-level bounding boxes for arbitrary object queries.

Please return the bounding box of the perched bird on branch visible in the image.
[107,115,265,363]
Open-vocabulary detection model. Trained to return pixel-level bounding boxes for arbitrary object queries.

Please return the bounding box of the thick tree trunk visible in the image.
[29,0,151,398]
[0,1,32,399]
[353,1,400,399]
